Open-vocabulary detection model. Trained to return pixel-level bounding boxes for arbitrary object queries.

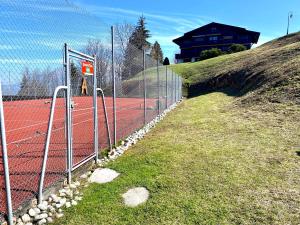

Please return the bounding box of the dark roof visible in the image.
[173,22,260,44]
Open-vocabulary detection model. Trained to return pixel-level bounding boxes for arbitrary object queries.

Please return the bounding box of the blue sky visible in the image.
[73,0,300,59]
[0,0,299,92]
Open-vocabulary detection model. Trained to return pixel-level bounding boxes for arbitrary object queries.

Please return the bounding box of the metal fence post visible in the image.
[171,71,174,104]
[0,81,13,225]
[157,58,160,115]
[143,49,146,125]
[64,43,72,184]
[93,55,98,161]
[165,66,168,109]
[111,26,117,146]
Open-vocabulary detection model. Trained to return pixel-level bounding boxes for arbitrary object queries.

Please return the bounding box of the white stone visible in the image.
[59,198,66,206]
[21,214,31,223]
[71,200,78,206]
[56,213,64,218]
[47,217,53,223]
[37,203,47,211]
[122,187,149,207]
[74,181,80,187]
[28,208,37,217]
[69,184,76,189]
[37,218,47,225]
[66,202,71,208]
[16,222,24,225]
[80,173,88,179]
[50,194,59,203]
[89,168,120,184]
[75,196,82,201]
[34,213,48,221]
[25,223,33,225]
[33,208,41,214]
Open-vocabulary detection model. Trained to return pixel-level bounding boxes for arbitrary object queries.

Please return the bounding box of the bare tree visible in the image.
[84,39,110,88]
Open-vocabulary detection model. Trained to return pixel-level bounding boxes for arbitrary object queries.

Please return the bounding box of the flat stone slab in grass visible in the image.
[89,168,120,184]
[122,187,149,207]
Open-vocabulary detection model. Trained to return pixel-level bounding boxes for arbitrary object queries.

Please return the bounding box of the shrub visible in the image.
[229,44,247,53]
[200,48,224,60]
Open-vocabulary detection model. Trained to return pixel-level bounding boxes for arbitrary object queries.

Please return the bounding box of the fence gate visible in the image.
[65,44,98,172]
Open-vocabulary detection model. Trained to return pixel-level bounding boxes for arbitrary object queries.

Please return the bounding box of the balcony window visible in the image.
[223,36,233,40]
[209,36,218,41]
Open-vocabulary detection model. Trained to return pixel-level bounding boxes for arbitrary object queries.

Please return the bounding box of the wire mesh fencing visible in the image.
[0,0,182,223]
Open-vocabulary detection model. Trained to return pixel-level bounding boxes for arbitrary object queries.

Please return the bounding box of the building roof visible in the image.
[173,22,260,45]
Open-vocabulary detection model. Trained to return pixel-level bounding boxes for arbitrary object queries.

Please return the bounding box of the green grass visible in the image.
[54,93,300,225]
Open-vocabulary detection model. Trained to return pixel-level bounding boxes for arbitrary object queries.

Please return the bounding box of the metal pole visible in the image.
[171,71,174,104]
[156,59,160,115]
[93,55,98,162]
[97,88,112,151]
[64,43,72,184]
[38,86,67,204]
[143,49,146,125]
[0,81,13,225]
[165,66,168,109]
[111,26,117,146]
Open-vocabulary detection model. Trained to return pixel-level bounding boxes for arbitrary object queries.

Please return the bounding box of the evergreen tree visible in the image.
[129,16,151,50]
[150,41,163,63]
[163,57,170,65]
[18,68,31,96]
[122,16,151,80]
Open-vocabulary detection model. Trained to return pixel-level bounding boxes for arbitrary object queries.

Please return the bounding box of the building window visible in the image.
[195,37,204,42]
[209,36,218,41]
[211,27,217,32]
[223,36,233,40]
[239,35,249,41]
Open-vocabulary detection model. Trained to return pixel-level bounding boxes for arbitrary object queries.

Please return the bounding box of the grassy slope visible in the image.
[54,92,300,225]
[172,32,300,107]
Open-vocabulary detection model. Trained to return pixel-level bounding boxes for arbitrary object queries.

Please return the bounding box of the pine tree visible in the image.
[150,41,163,63]
[163,57,170,65]
[18,68,31,96]
[122,16,151,80]
[129,16,151,50]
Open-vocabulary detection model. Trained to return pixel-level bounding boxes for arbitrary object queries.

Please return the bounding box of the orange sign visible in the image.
[81,61,94,76]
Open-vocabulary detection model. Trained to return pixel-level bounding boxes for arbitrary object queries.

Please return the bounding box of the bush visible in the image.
[200,48,224,60]
[229,44,247,53]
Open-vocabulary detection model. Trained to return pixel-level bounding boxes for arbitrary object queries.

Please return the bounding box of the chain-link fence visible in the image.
[0,0,182,223]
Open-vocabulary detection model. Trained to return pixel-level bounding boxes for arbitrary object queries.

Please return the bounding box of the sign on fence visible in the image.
[82,61,94,76]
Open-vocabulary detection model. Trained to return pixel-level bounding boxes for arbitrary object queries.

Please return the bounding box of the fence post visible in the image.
[157,58,160,115]
[0,81,13,225]
[143,49,146,125]
[93,55,98,161]
[64,43,72,184]
[171,71,173,104]
[111,26,117,146]
[165,66,168,109]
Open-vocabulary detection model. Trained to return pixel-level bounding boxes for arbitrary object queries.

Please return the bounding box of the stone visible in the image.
[71,200,78,206]
[89,168,120,184]
[47,217,53,223]
[75,196,82,201]
[25,223,33,225]
[56,213,64,219]
[80,173,88,179]
[66,202,71,208]
[16,222,24,225]
[122,187,149,207]
[33,208,41,214]
[21,214,31,223]
[38,203,47,211]
[37,218,47,225]
[28,208,37,217]
[34,213,48,221]
[50,194,59,203]
[69,184,76,189]
[59,198,66,206]
[74,181,80,187]
[58,209,62,213]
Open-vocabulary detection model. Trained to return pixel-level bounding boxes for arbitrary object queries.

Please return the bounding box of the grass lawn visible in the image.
[54,92,300,225]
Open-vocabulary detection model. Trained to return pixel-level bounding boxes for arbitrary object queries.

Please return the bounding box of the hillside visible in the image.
[172,32,300,108]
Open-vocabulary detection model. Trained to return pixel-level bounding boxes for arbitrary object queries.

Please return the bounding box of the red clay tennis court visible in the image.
[0,96,158,218]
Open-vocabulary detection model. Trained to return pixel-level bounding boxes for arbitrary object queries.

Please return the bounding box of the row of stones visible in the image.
[13,101,181,225]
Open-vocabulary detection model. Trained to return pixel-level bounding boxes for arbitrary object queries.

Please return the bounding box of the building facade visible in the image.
[173,22,260,63]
